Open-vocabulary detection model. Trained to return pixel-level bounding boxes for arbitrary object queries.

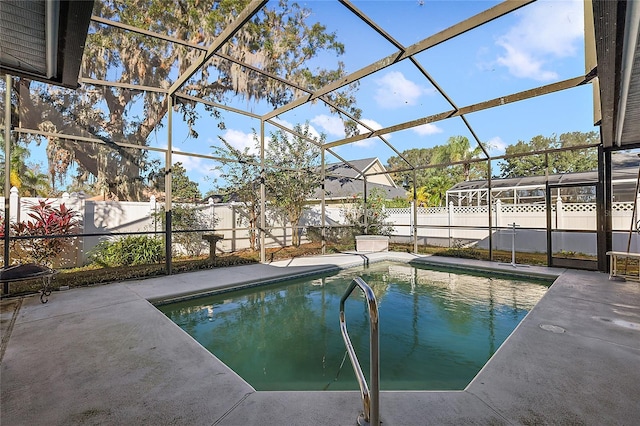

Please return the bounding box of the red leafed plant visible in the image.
[9,199,80,267]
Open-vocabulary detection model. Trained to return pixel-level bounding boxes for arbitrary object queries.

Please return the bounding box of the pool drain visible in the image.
[539,323,565,333]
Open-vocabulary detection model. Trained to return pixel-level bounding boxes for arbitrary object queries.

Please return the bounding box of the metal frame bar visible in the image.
[168,0,268,96]
[1,0,615,279]
[165,95,173,274]
[325,76,587,150]
[3,74,11,287]
[602,147,614,271]
[263,0,535,121]
[79,77,168,93]
[583,0,601,125]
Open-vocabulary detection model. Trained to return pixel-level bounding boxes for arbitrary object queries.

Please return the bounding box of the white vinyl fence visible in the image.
[4,186,639,265]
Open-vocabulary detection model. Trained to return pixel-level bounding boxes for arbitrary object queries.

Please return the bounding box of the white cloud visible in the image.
[220,129,258,154]
[412,123,443,136]
[495,0,583,81]
[486,136,507,155]
[354,119,389,147]
[271,117,292,129]
[311,115,345,138]
[374,71,431,108]
[165,146,220,183]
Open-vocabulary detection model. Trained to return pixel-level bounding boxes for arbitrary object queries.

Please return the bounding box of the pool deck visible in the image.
[1,252,639,425]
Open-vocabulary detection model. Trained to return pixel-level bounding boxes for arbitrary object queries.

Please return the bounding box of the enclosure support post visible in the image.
[363,177,368,234]
[260,120,266,263]
[597,146,612,272]
[165,95,173,274]
[546,182,552,266]
[413,169,418,253]
[487,159,493,261]
[321,149,326,255]
[3,74,12,289]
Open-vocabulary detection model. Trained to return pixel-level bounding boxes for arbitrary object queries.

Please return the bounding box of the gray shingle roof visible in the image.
[311,158,406,201]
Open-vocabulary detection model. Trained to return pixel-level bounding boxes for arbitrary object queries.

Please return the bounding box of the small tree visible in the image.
[342,188,394,237]
[265,123,323,247]
[154,203,214,258]
[9,199,80,267]
[151,162,202,202]
[212,136,262,251]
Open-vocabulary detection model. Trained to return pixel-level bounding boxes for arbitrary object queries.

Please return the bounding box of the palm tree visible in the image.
[418,174,453,207]
[431,136,482,182]
[20,168,51,196]
[1,139,51,196]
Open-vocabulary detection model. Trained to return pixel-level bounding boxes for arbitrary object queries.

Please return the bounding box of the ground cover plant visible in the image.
[89,235,165,267]
[1,239,561,299]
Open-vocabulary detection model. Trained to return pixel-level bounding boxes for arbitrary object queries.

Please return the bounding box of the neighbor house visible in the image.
[310,157,406,203]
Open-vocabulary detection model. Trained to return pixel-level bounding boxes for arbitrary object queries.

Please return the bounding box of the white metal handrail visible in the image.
[339,276,380,426]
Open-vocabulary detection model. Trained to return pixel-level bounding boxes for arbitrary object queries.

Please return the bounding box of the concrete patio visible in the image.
[1,252,639,425]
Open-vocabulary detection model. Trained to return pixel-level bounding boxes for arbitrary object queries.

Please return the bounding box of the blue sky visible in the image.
[163,0,597,193]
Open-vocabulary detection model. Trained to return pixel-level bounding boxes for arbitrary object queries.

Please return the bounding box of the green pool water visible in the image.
[159,262,550,391]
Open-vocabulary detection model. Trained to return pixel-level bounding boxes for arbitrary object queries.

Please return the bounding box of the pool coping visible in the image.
[152,252,560,305]
[1,252,639,425]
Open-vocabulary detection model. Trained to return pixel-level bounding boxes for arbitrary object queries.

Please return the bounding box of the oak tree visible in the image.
[17,0,359,200]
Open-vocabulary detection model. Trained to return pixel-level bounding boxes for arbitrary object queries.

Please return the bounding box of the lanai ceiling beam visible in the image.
[12,127,168,153]
[380,142,599,177]
[338,0,405,50]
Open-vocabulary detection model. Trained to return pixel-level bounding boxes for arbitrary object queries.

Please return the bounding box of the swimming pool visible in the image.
[159,261,550,391]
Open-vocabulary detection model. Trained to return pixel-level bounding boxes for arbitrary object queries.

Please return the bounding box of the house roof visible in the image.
[448,152,640,193]
[325,157,397,186]
[312,178,407,202]
[312,158,406,201]
[324,158,378,180]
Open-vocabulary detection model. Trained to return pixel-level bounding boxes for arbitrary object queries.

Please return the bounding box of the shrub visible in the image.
[89,235,164,267]
[9,199,80,267]
[153,204,214,257]
[306,226,352,244]
[341,188,394,238]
